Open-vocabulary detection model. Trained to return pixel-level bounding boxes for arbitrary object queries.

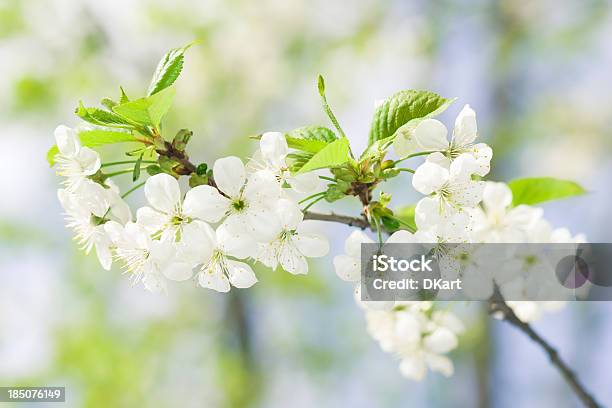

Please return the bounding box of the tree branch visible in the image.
[303,211,370,230]
[490,300,601,408]
[303,211,601,408]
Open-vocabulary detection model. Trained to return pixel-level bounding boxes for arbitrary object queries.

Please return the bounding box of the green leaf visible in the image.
[76,102,133,127]
[394,204,416,232]
[296,138,350,174]
[285,126,337,153]
[147,43,192,96]
[119,87,129,104]
[132,153,143,182]
[112,86,176,128]
[508,177,587,206]
[46,130,138,167]
[368,90,454,145]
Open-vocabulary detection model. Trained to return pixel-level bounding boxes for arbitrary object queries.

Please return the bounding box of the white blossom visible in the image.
[257,199,329,274]
[53,125,101,190]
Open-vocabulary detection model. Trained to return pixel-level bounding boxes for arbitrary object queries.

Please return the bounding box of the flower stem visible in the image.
[298,191,326,205]
[121,181,146,199]
[319,175,336,182]
[302,195,326,212]
[101,160,156,167]
[397,168,415,174]
[393,151,436,165]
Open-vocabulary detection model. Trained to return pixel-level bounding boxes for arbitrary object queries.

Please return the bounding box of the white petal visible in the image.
[136,206,167,233]
[451,181,484,208]
[145,173,181,213]
[72,180,110,217]
[452,104,477,147]
[54,125,80,156]
[279,243,308,274]
[288,172,322,194]
[393,124,420,157]
[472,143,492,176]
[415,196,442,230]
[412,162,449,195]
[482,182,512,213]
[226,260,258,288]
[142,272,167,294]
[198,263,230,292]
[425,152,451,169]
[385,230,415,244]
[163,261,194,281]
[449,153,478,182]
[245,206,282,242]
[260,132,288,168]
[276,198,303,230]
[414,119,449,151]
[213,156,245,198]
[425,353,454,377]
[76,147,101,175]
[216,221,257,259]
[293,233,329,257]
[424,327,457,354]
[345,230,373,258]
[179,221,215,264]
[399,355,427,381]
[183,185,231,222]
[333,254,361,282]
[244,170,281,204]
[95,241,112,271]
[103,221,125,245]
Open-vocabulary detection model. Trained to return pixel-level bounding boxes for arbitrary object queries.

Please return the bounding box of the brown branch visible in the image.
[490,300,601,408]
[303,211,370,230]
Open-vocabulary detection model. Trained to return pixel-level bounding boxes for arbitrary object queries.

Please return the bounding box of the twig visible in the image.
[490,300,601,408]
[303,211,370,230]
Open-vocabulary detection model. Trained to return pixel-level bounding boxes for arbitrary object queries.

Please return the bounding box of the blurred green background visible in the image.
[1,0,612,407]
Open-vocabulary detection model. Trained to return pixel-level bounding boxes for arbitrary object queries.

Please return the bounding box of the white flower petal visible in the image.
[293,233,329,257]
[95,240,112,271]
[414,119,449,151]
[449,153,478,182]
[415,196,442,231]
[451,181,484,208]
[472,143,492,176]
[163,261,194,281]
[345,230,373,258]
[412,162,449,195]
[279,243,308,274]
[183,185,231,222]
[260,132,288,168]
[144,173,181,213]
[276,198,303,230]
[425,152,451,169]
[245,206,281,242]
[76,147,101,175]
[198,263,231,292]
[482,182,512,213]
[136,206,168,233]
[216,221,257,259]
[424,327,457,354]
[244,170,280,204]
[213,156,245,198]
[288,172,322,194]
[399,355,427,381]
[386,230,415,244]
[226,260,258,288]
[425,353,454,377]
[333,254,361,282]
[54,125,80,156]
[452,104,477,147]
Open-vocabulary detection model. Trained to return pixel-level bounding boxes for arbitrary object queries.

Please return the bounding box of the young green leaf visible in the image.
[285,126,337,153]
[369,90,454,145]
[508,177,587,206]
[133,153,143,182]
[76,102,133,127]
[394,204,417,232]
[119,87,130,104]
[112,86,176,128]
[296,137,350,174]
[46,129,139,166]
[147,43,192,96]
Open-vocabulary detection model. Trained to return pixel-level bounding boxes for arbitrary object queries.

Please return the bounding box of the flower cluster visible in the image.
[56,129,329,293]
[53,74,586,382]
[332,107,585,379]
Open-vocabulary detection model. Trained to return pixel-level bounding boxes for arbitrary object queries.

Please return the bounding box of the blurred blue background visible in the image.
[1,0,611,406]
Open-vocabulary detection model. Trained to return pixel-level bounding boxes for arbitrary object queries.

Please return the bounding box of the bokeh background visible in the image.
[1,0,612,406]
